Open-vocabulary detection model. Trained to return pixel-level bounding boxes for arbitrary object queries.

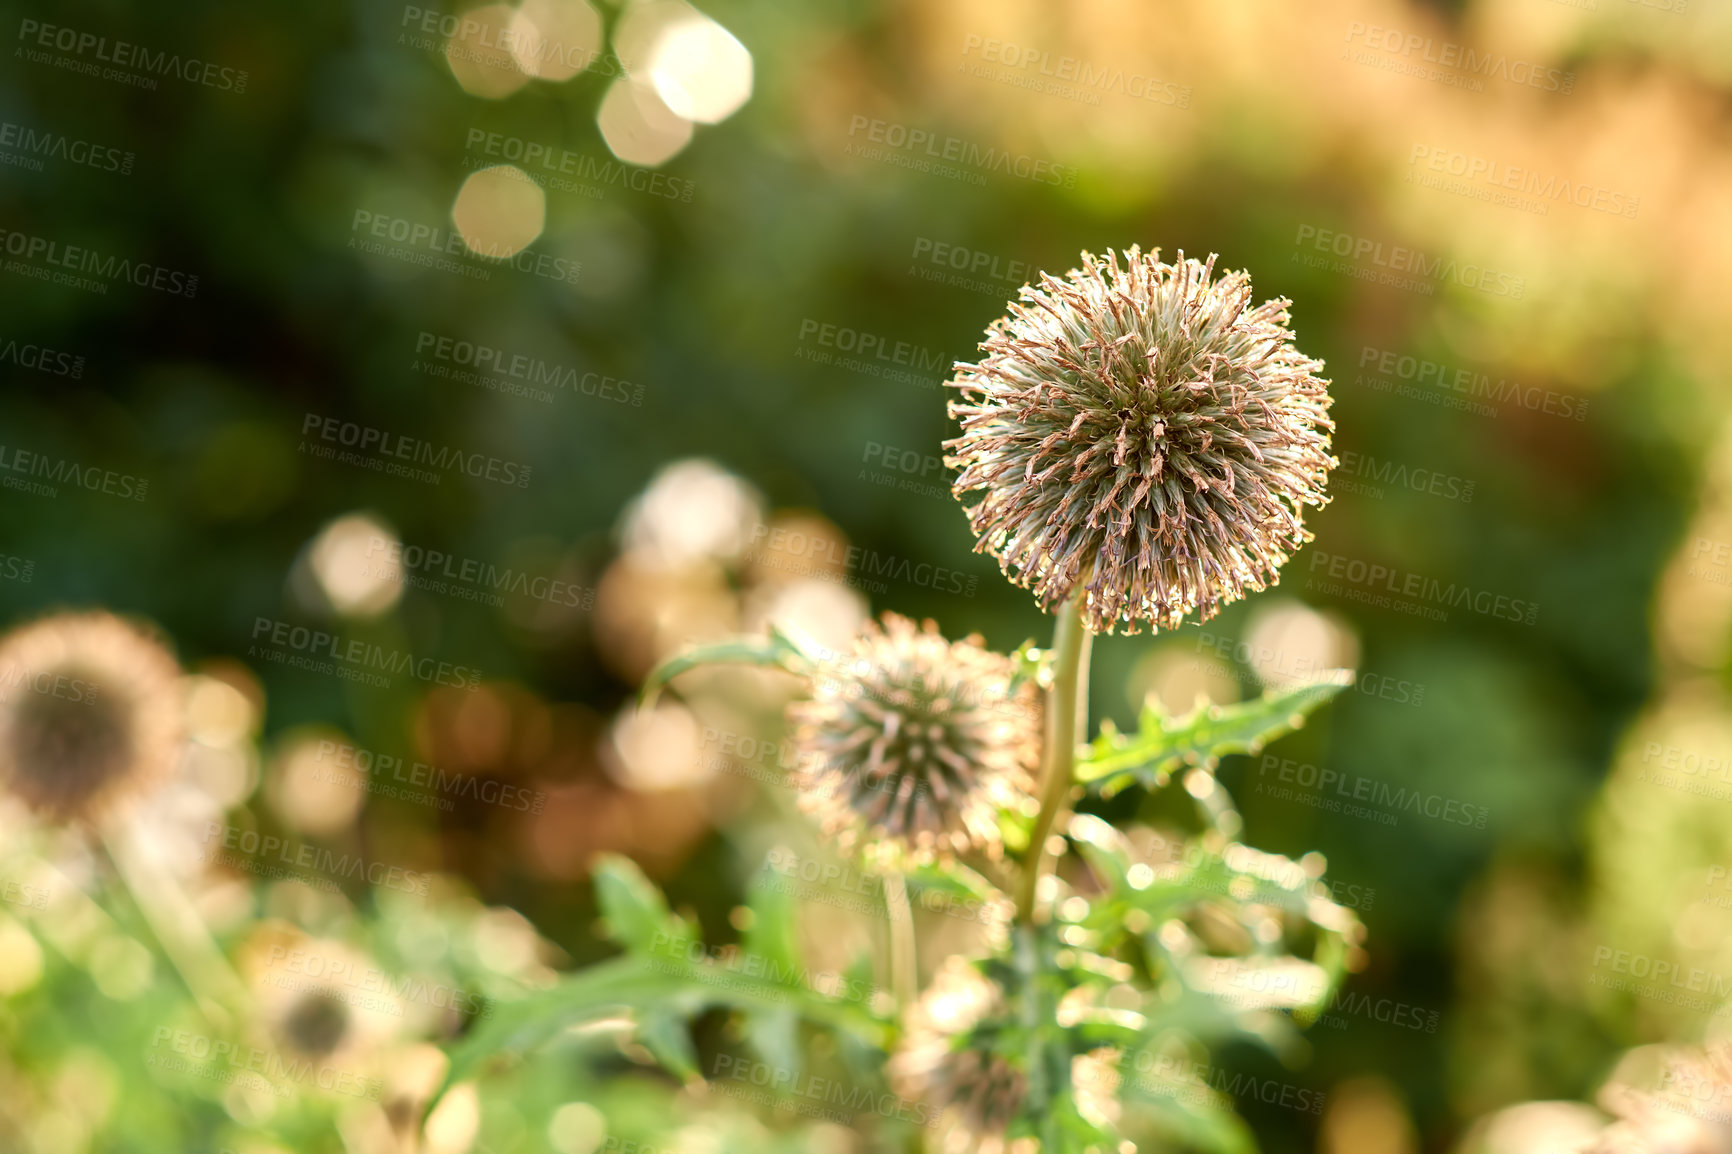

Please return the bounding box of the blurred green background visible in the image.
[5,0,1732,1150]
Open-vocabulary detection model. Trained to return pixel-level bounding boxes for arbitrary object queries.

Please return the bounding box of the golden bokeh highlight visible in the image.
[509,0,603,82]
[266,731,365,837]
[444,4,532,99]
[1241,599,1361,690]
[308,513,402,618]
[597,77,694,168]
[453,165,547,259]
[645,14,752,124]
[621,459,765,571]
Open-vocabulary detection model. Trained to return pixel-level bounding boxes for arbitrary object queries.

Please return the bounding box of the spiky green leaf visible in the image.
[1078,671,1353,795]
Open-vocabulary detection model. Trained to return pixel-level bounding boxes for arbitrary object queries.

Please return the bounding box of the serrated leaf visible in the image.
[439,956,672,1091]
[744,867,801,987]
[744,1006,802,1075]
[1078,671,1353,793]
[639,625,814,707]
[593,855,684,952]
[636,1009,701,1082]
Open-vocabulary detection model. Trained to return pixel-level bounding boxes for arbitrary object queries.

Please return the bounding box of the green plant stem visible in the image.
[883,870,916,1007]
[1015,597,1093,924]
[101,811,248,1031]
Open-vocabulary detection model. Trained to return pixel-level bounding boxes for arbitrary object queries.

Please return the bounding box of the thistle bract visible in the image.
[788,613,1039,862]
[946,247,1335,634]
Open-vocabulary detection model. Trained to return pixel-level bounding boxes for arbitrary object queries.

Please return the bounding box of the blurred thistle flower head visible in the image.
[889,956,1028,1154]
[946,247,1335,635]
[242,927,401,1074]
[788,613,1039,863]
[0,611,184,824]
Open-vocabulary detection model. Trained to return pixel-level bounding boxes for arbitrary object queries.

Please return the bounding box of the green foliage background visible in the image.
[2,0,1727,1150]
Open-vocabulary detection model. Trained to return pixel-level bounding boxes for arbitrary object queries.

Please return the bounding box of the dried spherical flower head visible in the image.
[789,613,1039,861]
[0,611,185,823]
[889,957,1027,1154]
[243,929,403,1076]
[946,248,1335,634]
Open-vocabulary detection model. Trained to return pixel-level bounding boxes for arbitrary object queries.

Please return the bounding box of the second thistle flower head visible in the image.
[946,247,1335,635]
[789,613,1039,862]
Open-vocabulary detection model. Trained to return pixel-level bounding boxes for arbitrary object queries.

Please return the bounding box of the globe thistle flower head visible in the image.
[945,247,1335,634]
[281,987,353,1059]
[788,613,1039,863]
[0,611,185,823]
[889,957,1027,1154]
[242,928,403,1079]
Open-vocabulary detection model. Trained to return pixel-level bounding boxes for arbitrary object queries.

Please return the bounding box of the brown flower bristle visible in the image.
[788,613,1039,862]
[945,247,1335,634]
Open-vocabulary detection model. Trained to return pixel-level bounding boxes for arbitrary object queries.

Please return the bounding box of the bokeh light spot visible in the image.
[509,0,603,82]
[597,77,693,168]
[309,513,403,619]
[267,732,365,837]
[453,165,547,259]
[647,15,751,124]
[445,4,530,99]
